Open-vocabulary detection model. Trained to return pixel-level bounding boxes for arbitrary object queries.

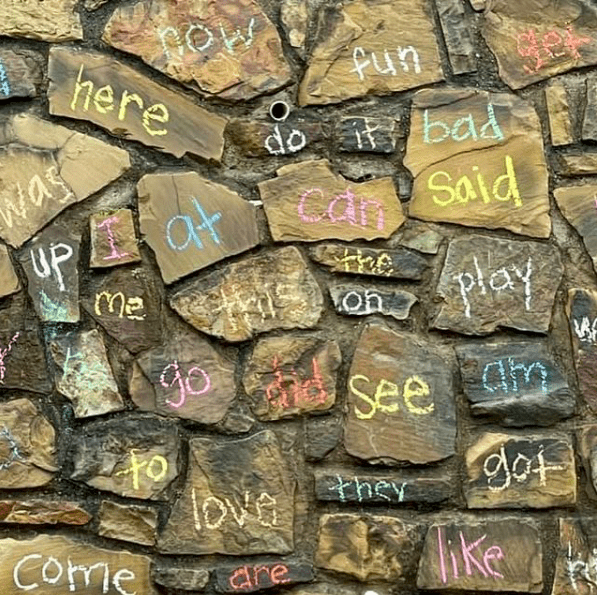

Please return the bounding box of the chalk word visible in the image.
[97,215,130,261]
[159,18,257,60]
[453,256,532,318]
[0,425,23,471]
[428,155,521,208]
[166,197,222,252]
[159,360,211,409]
[350,373,433,420]
[351,46,421,81]
[40,290,68,320]
[0,59,10,97]
[229,564,290,591]
[482,443,566,492]
[349,118,386,151]
[13,554,136,595]
[436,526,504,584]
[565,542,597,592]
[265,124,306,155]
[30,242,73,292]
[334,248,394,276]
[0,332,19,383]
[517,26,591,74]
[572,316,597,344]
[115,449,168,490]
[94,291,145,321]
[482,358,548,394]
[70,65,169,137]
[191,488,277,532]
[265,356,327,409]
[0,166,73,229]
[340,289,384,315]
[327,474,406,502]
[424,103,504,144]
[62,347,116,394]
[299,188,385,230]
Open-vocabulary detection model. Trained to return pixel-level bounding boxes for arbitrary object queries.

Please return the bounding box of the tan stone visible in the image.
[559,153,597,175]
[98,501,158,546]
[90,209,141,268]
[0,244,19,298]
[281,0,309,53]
[0,49,43,100]
[546,82,574,145]
[0,501,90,525]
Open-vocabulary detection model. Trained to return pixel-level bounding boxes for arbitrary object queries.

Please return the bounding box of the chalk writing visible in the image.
[40,290,68,320]
[0,332,19,384]
[565,542,597,592]
[30,242,73,292]
[340,289,384,315]
[229,564,290,591]
[166,197,222,251]
[62,347,117,393]
[0,59,10,97]
[0,425,23,471]
[351,46,421,80]
[94,291,145,321]
[265,124,306,155]
[482,358,548,394]
[334,248,394,276]
[115,450,168,490]
[424,103,504,144]
[159,360,211,409]
[327,474,406,503]
[573,316,597,344]
[97,215,130,261]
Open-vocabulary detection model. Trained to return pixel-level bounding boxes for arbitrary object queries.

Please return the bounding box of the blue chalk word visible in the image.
[0,59,10,97]
[482,358,548,394]
[166,197,222,251]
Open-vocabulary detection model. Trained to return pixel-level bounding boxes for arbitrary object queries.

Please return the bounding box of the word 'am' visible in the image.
[482,358,548,395]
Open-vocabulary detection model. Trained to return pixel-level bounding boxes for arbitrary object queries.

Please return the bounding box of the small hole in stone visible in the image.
[269,101,290,122]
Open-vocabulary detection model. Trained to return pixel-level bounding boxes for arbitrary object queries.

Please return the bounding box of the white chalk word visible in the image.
[166,197,222,252]
[350,118,384,151]
[340,289,384,315]
[573,316,597,344]
[565,542,597,592]
[0,425,23,471]
[159,360,211,409]
[0,59,11,97]
[482,358,548,395]
[94,291,145,321]
[351,46,421,81]
[265,124,306,155]
[30,242,73,292]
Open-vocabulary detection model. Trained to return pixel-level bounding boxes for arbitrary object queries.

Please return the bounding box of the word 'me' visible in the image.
[334,248,394,276]
[436,526,504,584]
[191,488,277,533]
[166,197,222,252]
[328,474,406,503]
[350,373,433,420]
[159,360,211,409]
[94,291,145,321]
[351,46,421,81]
[97,215,130,261]
[453,256,532,318]
[340,289,385,315]
[482,443,566,492]
[0,332,19,383]
[265,124,306,156]
[565,542,597,592]
[517,26,591,74]
[70,65,169,137]
[30,242,73,292]
[482,358,548,395]
[115,449,168,490]
[13,554,136,595]
[572,316,597,344]
[229,564,290,591]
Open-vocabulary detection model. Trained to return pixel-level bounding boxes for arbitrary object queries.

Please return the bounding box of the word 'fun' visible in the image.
[351,46,421,80]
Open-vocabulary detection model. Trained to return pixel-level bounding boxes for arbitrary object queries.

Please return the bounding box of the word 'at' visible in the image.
[166,197,222,252]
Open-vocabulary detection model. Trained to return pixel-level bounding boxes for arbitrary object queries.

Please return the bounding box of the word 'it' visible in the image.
[572,315,597,344]
[97,215,130,261]
[327,474,406,503]
[30,242,73,292]
[115,449,168,490]
[229,564,290,591]
[351,46,421,81]
[334,248,394,276]
[265,124,306,156]
[94,291,145,321]
[166,197,222,252]
[453,256,532,318]
[482,358,548,395]
[350,374,433,420]
[0,333,19,384]
[159,360,211,409]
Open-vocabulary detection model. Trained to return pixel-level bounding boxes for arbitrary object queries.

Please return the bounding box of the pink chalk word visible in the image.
[265,357,327,409]
[97,215,130,261]
[0,332,19,384]
[159,360,211,409]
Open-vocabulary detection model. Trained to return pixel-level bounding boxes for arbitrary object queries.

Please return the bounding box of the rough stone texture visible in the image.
[103,0,292,101]
[405,88,551,238]
[435,0,476,74]
[0,245,20,299]
[330,284,417,320]
[558,154,597,175]
[98,501,158,546]
[89,209,141,268]
[281,0,309,55]
[0,50,42,100]
[152,566,210,591]
[159,431,295,555]
[138,172,259,284]
[397,223,443,254]
[546,82,574,145]
[583,77,597,141]
[337,117,396,153]
[305,416,342,461]
[170,247,324,342]
[345,322,456,465]
[215,562,314,592]
[243,335,341,420]
[465,432,576,508]
[455,340,575,426]
[433,234,563,335]
[0,500,90,525]
[299,0,444,105]
[579,426,597,498]
[48,47,227,161]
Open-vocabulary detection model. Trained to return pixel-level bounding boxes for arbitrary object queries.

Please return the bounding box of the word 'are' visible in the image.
[229,564,290,591]
[351,46,421,80]
[482,358,548,395]
[159,360,211,409]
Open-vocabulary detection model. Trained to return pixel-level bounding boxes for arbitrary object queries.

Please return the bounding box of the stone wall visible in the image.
[0,0,596,594]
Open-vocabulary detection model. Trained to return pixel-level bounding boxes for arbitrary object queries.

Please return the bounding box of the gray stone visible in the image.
[435,0,477,74]
[152,566,210,591]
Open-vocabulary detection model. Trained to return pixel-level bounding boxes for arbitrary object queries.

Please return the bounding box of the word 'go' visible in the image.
[30,242,73,292]
[266,356,327,409]
[159,360,211,409]
[115,449,168,490]
[166,197,222,252]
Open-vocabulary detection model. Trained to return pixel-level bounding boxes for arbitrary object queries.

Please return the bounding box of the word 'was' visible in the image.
[265,124,306,156]
[327,474,406,502]
[94,291,145,321]
[423,103,503,144]
[97,215,130,261]
[159,360,211,409]
[229,564,290,591]
[166,197,222,252]
[334,249,395,276]
[115,450,168,490]
[572,316,597,344]
[30,242,73,292]
[482,358,548,395]
[0,333,19,384]
[351,46,421,80]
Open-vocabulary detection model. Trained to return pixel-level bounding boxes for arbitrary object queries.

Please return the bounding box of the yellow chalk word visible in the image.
[94,291,145,320]
[349,374,433,420]
[335,248,394,276]
[427,155,522,208]
[115,449,168,490]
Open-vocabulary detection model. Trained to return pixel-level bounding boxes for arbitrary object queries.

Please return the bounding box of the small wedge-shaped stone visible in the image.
[546,82,574,146]
[138,172,260,284]
[330,284,417,320]
[98,501,158,546]
[170,247,324,342]
[258,160,404,242]
[90,209,141,268]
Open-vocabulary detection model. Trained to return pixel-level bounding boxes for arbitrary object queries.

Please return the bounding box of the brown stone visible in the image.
[583,77,597,141]
[558,154,597,175]
[417,518,542,591]
[98,501,158,546]
[0,49,42,100]
[281,0,309,55]
[404,88,550,238]
[258,159,404,242]
[465,432,576,508]
[546,82,574,145]
[0,534,157,595]
[170,247,324,342]
[0,501,90,525]
[299,0,444,105]
[315,513,421,581]
[243,335,341,420]
[152,565,210,590]
[159,431,295,555]
[0,244,19,299]
[48,47,227,161]
[138,172,260,284]
[345,323,456,465]
[0,398,57,489]
[397,222,443,254]
[90,209,141,268]
[435,0,477,74]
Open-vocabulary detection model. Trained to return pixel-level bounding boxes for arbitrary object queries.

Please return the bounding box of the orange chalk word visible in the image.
[229,564,290,591]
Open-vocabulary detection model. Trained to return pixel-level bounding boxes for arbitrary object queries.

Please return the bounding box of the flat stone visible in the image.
[579,426,597,497]
[469,0,486,8]
[310,244,428,279]
[130,330,236,424]
[0,500,90,525]
[435,0,477,74]
[299,0,444,105]
[0,534,157,595]
[243,335,341,420]
[83,267,162,354]
[138,172,259,284]
[170,247,324,342]
[152,566,210,590]
[159,431,295,555]
[98,501,158,546]
[0,398,57,488]
[90,209,141,268]
[583,77,597,141]
[404,88,550,238]
[316,473,452,504]
[48,47,227,161]
[19,223,80,323]
[465,432,576,508]
[0,245,19,298]
[455,340,574,426]
[103,0,292,101]
[305,416,342,462]
[0,114,130,248]
[345,323,456,465]
[71,417,180,500]
[316,513,421,581]
[258,159,404,243]
[330,284,417,320]
[482,0,597,89]
[397,223,443,254]
[0,49,42,100]
[546,81,574,145]
[558,154,597,175]
[215,562,313,592]
[47,329,125,419]
[433,234,563,335]
[281,0,309,55]
[337,117,397,153]
[417,518,542,591]
[0,0,82,42]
